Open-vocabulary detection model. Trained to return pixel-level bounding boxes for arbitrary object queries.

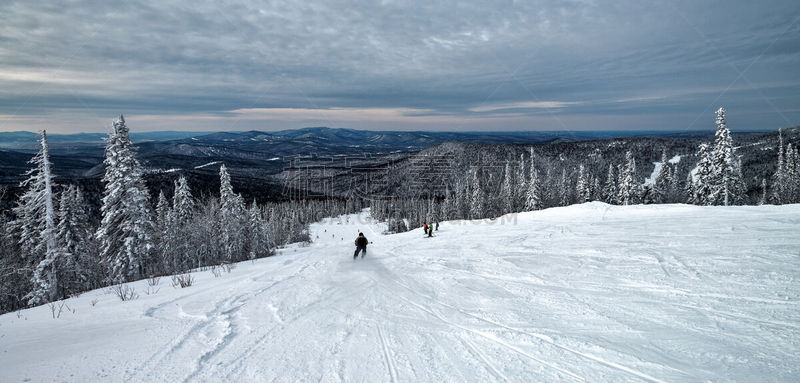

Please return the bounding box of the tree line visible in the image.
[372,108,800,231]
[0,116,358,313]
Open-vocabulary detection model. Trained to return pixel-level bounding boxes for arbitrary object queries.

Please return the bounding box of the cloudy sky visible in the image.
[0,0,798,133]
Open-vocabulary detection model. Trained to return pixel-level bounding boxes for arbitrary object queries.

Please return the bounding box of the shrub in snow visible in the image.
[110,284,139,301]
[171,273,194,288]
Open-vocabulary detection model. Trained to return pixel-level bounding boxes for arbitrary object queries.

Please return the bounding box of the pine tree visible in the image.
[524,153,542,211]
[771,129,787,204]
[603,164,618,204]
[691,143,715,205]
[759,178,768,205]
[670,164,682,202]
[576,164,590,202]
[500,161,513,214]
[708,107,745,205]
[219,164,245,261]
[155,190,171,230]
[13,131,59,305]
[556,169,568,206]
[653,149,670,203]
[786,143,798,203]
[96,116,156,284]
[516,153,527,210]
[469,168,484,219]
[172,176,195,224]
[618,151,638,205]
[55,185,95,295]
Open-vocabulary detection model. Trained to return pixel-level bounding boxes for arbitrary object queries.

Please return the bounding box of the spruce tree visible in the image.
[771,129,787,204]
[96,116,156,283]
[691,143,715,205]
[708,108,745,205]
[524,153,542,211]
[653,149,670,203]
[603,164,618,204]
[13,131,59,305]
[55,185,95,294]
[219,164,245,260]
[469,168,484,219]
[172,176,195,224]
[617,151,638,205]
[500,161,513,214]
[576,164,590,202]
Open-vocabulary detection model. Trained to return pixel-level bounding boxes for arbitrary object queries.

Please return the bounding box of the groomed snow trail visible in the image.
[2,203,799,382]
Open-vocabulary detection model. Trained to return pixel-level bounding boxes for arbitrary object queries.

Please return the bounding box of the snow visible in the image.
[644,155,680,186]
[2,203,799,382]
[644,162,663,186]
[194,161,221,169]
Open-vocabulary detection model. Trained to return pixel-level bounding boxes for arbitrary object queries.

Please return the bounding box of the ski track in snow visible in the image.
[2,203,800,382]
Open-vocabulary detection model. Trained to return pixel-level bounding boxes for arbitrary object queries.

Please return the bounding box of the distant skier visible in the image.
[423,222,429,235]
[354,232,369,259]
[435,222,439,231]
[428,226,433,237]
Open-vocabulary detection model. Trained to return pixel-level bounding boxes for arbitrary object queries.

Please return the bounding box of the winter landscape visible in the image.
[2,1,800,382]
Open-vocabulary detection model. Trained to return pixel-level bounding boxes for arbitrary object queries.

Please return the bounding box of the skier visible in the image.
[423,222,429,235]
[353,232,369,259]
[435,222,439,231]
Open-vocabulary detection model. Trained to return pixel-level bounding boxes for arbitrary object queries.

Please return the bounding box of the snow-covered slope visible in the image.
[2,203,799,382]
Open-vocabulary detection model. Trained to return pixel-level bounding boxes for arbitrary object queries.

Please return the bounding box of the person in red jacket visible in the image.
[423,222,429,235]
[354,232,369,259]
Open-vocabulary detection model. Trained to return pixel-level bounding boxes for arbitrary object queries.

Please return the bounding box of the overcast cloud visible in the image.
[0,0,798,133]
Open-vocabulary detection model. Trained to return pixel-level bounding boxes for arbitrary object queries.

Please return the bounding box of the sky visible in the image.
[0,0,798,133]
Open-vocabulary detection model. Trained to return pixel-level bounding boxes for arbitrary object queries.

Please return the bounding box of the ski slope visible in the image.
[2,203,799,382]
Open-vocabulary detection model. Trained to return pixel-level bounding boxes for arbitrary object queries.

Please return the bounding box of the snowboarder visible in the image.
[353,232,369,259]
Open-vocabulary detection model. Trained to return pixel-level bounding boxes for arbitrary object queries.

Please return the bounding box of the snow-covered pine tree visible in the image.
[759,178,768,205]
[247,200,269,259]
[454,177,467,219]
[55,185,95,295]
[708,108,745,205]
[469,168,484,219]
[155,190,170,230]
[13,131,59,305]
[691,143,715,205]
[617,151,638,205]
[557,169,569,206]
[172,176,195,224]
[219,164,246,261]
[669,164,682,202]
[524,152,542,211]
[591,175,601,201]
[771,129,787,204]
[500,161,513,214]
[653,149,670,203]
[603,164,618,204]
[96,116,156,284]
[786,143,798,203]
[516,153,527,210]
[576,164,590,203]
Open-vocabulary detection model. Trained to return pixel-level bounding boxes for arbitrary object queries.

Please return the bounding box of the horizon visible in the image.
[1,1,798,134]
[1,125,789,138]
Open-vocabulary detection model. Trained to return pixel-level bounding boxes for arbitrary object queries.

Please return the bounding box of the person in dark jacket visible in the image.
[354,232,369,259]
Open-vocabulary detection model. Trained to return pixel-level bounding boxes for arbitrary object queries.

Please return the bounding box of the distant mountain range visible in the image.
[0,126,722,152]
[1,125,795,212]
